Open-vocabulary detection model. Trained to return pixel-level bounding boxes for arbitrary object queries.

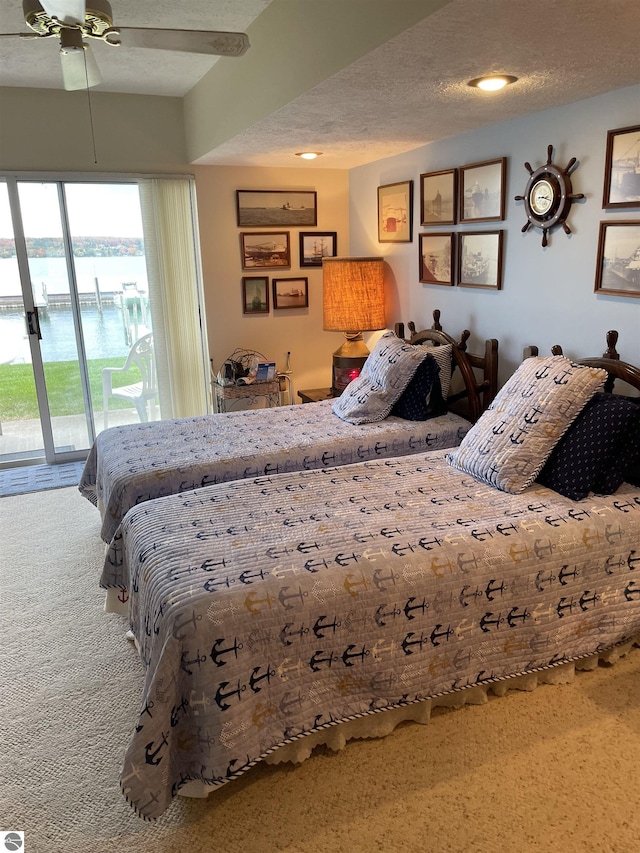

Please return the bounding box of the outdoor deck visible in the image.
[0,409,144,467]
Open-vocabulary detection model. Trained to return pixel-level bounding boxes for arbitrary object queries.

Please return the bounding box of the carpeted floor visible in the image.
[0,461,85,497]
[1,487,639,853]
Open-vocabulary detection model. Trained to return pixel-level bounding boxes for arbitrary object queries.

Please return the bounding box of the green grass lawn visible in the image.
[0,358,142,420]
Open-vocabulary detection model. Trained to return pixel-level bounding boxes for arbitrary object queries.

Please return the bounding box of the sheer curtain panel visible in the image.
[139,177,210,419]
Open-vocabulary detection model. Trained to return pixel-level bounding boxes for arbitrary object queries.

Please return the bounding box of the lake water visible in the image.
[0,255,148,298]
[0,255,149,363]
[1,304,135,363]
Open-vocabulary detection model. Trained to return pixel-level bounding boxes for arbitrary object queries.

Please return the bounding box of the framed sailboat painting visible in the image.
[299,231,337,267]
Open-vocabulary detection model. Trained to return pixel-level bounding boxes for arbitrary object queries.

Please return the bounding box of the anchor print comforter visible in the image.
[80,400,471,543]
[102,450,640,819]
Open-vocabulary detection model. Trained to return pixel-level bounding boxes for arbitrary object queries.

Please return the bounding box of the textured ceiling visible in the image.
[196,0,640,169]
[1,0,639,169]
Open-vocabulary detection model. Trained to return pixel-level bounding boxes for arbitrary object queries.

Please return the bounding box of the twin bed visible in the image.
[80,322,640,821]
[80,314,498,545]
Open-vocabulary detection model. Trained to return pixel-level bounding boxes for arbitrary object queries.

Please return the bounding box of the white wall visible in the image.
[349,85,640,383]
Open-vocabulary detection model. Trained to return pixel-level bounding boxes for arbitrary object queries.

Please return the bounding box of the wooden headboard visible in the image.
[524,330,640,395]
[394,310,499,422]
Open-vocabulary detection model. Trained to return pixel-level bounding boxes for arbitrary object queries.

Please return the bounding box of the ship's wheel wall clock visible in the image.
[515,144,585,246]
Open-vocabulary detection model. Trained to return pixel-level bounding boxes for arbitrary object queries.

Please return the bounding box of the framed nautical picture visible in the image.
[459,158,506,223]
[602,125,640,209]
[272,277,309,309]
[377,180,413,242]
[458,230,503,289]
[594,220,640,298]
[420,169,457,225]
[419,233,455,285]
[241,231,291,270]
[299,231,337,267]
[241,276,269,314]
[236,190,317,227]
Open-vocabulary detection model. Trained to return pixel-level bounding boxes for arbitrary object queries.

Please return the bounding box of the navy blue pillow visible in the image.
[626,459,640,487]
[537,392,640,500]
[391,353,446,421]
[592,395,640,492]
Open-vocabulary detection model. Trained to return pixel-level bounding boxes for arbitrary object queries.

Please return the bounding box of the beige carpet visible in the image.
[1,487,639,853]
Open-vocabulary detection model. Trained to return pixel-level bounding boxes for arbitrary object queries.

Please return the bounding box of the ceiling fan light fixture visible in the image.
[59,27,101,89]
[468,74,518,92]
[59,25,83,52]
[295,152,322,160]
[15,0,251,94]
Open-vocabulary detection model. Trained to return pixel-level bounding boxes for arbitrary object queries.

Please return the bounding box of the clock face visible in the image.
[530,179,555,216]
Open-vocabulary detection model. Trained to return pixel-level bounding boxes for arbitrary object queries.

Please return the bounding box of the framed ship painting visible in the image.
[241,231,291,270]
[236,190,317,226]
[242,276,269,314]
[419,233,454,285]
[458,231,503,289]
[602,125,640,209]
[420,169,457,225]
[299,231,337,267]
[273,277,309,309]
[594,220,640,298]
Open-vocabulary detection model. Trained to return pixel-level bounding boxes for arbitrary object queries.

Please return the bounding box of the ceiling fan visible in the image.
[2,0,250,91]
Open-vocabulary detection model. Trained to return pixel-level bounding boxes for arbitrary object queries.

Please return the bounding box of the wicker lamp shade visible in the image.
[323,257,386,333]
[322,257,385,396]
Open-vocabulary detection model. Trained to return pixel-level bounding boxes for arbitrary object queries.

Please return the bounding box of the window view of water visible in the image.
[0,254,149,364]
[0,254,148,298]
[1,305,133,363]
[0,178,160,463]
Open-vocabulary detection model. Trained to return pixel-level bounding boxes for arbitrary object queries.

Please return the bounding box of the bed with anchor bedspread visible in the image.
[103,449,640,819]
[80,399,471,543]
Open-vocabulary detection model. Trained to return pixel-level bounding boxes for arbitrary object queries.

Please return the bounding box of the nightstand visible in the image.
[213,380,281,412]
[297,387,335,404]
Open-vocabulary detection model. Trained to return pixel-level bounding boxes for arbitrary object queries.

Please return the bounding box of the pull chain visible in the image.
[83,47,98,164]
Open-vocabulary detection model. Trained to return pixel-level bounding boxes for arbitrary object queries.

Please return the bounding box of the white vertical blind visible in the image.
[138,178,210,418]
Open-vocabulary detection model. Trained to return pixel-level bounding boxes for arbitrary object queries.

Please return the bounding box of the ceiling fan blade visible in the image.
[117,27,250,57]
[39,0,86,26]
[60,40,101,90]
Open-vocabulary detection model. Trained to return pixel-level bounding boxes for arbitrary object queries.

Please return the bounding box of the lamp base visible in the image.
[331,337,369,396]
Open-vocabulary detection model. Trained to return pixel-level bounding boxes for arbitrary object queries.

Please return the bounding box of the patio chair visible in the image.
[102,332,157,429]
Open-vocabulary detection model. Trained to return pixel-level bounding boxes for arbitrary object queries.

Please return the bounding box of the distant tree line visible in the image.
[0,236,144,259]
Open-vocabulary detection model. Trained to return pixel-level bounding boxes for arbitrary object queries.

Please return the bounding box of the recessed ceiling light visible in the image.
[467,75,518,92]
[295,152,323,160]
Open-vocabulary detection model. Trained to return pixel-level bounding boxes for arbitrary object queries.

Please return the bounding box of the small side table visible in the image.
[214,380,281,413]
[297,387,335,404]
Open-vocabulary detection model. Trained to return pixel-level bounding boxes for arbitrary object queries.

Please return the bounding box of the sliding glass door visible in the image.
[0,181,45,462]
[0,178,156,467]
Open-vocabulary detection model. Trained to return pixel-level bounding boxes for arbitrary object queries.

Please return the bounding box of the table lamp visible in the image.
[322,256,385,396]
